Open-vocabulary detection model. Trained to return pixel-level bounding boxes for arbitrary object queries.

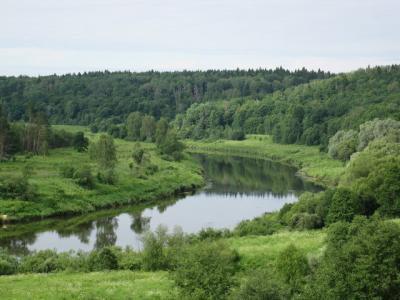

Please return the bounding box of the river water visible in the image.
[0,154,320,254]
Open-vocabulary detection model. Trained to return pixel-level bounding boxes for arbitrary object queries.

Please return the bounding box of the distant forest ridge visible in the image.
[0,67,332,124]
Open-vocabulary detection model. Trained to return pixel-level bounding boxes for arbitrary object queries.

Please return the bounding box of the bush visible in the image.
[231,269,288,300]
[0,176,36,201]
[0,250,18,275]
[230,130,245,141]
[59,165,76,178]
[197,227,232,241]
[326,188,360,224]
[141,225,170,271]
[173,241,239,300]
[289,213,323,230]
[19,250,61,273]
[87,247,118,271]
[234,213,282,236]
[328,129,358,161]
[73,166,95,189]
[97,169,117,185]
[276,244,310,296]
[303,217,400,299]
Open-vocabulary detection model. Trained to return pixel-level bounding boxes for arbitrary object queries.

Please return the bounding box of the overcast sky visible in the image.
[1,0,399,76]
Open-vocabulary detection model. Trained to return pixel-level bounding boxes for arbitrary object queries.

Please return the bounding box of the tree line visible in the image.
[0,104,88,160]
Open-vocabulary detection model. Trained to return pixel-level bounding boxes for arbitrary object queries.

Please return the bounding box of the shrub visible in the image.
[141,225,169,271]
[326,188,360,224]
[276,244,310,296]
[230,129,245,141]
[87,247,118,271]
[19,250,61,273]
[0,250,18,275]
[59,165,76,178]
[0,176,36,201]
[303,217,400,299]
[231,269,288,300]
[173,241,239,300]
[197,227,232,241]
[73,166,95,189]
[289,213,323,230]
[328,129,358,161]
[234,213,282,236]
[97,169,117,185]
[73,132,89,152]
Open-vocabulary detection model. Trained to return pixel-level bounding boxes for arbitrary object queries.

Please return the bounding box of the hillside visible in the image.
[177,65,400,148]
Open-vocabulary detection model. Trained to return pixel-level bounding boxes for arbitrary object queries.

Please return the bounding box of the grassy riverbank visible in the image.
[186,135,345,187]
[0,228,325,299]
[0,127,203,222]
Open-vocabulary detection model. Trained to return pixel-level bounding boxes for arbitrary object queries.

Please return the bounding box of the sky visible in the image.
[1,0,399,76]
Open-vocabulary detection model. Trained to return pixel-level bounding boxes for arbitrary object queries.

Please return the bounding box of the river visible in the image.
[0,154,320,254]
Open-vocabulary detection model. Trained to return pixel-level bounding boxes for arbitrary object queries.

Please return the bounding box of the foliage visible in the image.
[328,129,358,161]
[0,68,330,134]
[178,66,400,147]
[73,165,95,189]
[230,269,288,300]
[234,213,283,236]
[132,142,145,165]
[87,247,118,271]
[173,241,239,300]
[0,249,18,275]
[89,134,117,169]
[358,118,400,151]
[304,217,400,299]
[72,131,89,152]
[157,130,185,161]
[276,244,310,296]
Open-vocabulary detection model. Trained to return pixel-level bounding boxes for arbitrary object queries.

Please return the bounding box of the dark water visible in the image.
[0,155,320,254]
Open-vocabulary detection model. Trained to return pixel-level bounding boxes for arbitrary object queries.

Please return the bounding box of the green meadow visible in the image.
[0,126,203,222]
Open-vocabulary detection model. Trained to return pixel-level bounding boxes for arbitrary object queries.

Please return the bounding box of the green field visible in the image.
[0,271,177,300]
[186,135,345,187]
[0,127,203,222]
[0,228,325,299]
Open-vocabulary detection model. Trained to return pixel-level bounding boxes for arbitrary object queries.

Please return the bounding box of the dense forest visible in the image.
[0,68,330,129]
[176,65,400,149]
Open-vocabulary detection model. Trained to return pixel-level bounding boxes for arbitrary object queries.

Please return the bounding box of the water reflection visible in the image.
[0,154,320,254]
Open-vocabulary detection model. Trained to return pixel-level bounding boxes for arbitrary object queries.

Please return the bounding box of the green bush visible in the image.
[289,213,323,230]
[19,250,61,273]
[173,241,239,300]
[73,166,95,189]
[87,247,118,271]
[0,250,18,275]
[276,244,310,296]
[326,188,360,224]
[231,269,288,300]
[234,213,282,236]
[97,169,117,185]
[303,217,400,299]
[0,176,36,201]
[59,165,76,178]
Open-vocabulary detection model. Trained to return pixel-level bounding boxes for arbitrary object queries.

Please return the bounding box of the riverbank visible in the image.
[186,135,345,187]
[0,128,204,223]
